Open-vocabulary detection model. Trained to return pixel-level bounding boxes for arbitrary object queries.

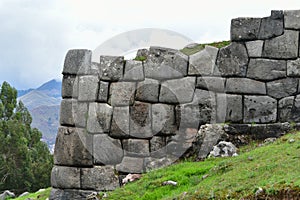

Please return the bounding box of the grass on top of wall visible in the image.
[180,40,231,55]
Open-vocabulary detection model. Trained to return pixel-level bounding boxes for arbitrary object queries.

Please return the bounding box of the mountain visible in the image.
[36,79,62,98]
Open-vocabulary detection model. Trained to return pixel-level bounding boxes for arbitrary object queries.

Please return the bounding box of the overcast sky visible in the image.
[1,0,300,89]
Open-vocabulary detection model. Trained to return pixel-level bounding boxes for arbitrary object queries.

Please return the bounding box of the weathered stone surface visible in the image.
[99,56,124,81]
[60,99,76,126]
[216,43,249,77]
[209,141,238,157]
[159,77,195,103]
[0,191,15,200]
[263,30,299,59]
[51,166,80,189]
[267,78,298,99]
[196,77,225,92]
[78,75,99,101]
[258,10,284,39]
[152,104,176,135]
[144,47,188,80]
[98,81,109,102]
[244,95,277,123]
[109,82,136,106]
[250,123,291,139]
[130,102,152,138]
[247,59,286,81]
[230,17,261,41]
[116,157,144,173]
[188,45,219,75]
[62,75,77,98]
[150,136,166,158]
[226,78,266,94]
[87,103,112,133]
[284,10,300,29]
[246,40,264,57]
[63,49,92,75]
[123,60,144,81]
[93,134,123,165]
[54,127,93,166]
[81,166,119,191]
[73,102,88,128]
[287,58,300,77]
[279,95,300,122]
[110,106,130,138]
[216,94,243,123]
[144,157,174,172]
[49,188,96,200]
[123,139,150,157]
[136,79,159,102]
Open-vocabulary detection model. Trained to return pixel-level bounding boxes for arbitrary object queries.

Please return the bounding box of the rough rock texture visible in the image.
[267,78,298,99]
[279,95,300,122]
[246,40,264,57]
[110,82,136,106]
[49,188,96,200]
[99,56,124,81]
[130,102,153,138]
[123,139,150,157]
[116,157,145,173]
[216,94,243,123]
[226,78,266,94]
[78,75,99,101]
[63,49,92,75]
[196,77,225,92]
[287,59,300,77]
[51,166,80,189]
[230,18,261,41]
[258,10,284,39]
[123,60,144,81]
[209,141,238,157]
[110,106,130,138]
[284,10,300,29]
[98,81,109,102]
[152,104,176,135]
[62,75,77,98]
[87,103,112,133]
[136,79,159,102]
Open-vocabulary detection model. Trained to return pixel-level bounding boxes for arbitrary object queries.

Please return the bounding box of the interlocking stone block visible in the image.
[116,157,145,173]
[216,94,243,123]
[226,78,266,94]
[136,79,159,102]
[63,49,92,75]
[267,78,298,99]
[110,106,130,138]
[230,17,261,41]
[62,75,78,98]
[98,81,109,102]
[93,134,123,165]
[244,95,277,123]
[284,10,300,29]
[87,103,112,133]
[130,102,153,138]
[152,104,176,135]
[60,99,76,126]
[188,45,219,75]
[99,56,124,81]
[49,188,96,200]
[150,136,166,158]
[123,139,150,157]
[246,40,264,57]
[216,42,249,77]
[196,77,226,92]
[78,75,99,101]
[258,10,284,39]
[123,60,144,81]
[159,77,195,103]
[287,58,300,77]
[110,82,136,106]
[73,102,88,128]
[279,95,300,122]
[247,59,286,81]
[51,166,80,189]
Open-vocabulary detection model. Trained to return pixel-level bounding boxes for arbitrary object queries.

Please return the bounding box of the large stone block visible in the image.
[62,75,78,98]
[188,45,219,75]
[130,102,153,138]
[73,102,88,128]
[258,10,284,39]
[144,47,188,80]
[144,157,174,171]
[60,99,76,126]
[287,58,300,77]
[136,79,159,102]
[267,78,298,99]
[159,77,195,103]
[123,139,150,157]
[226,78,266,94]
[262,30,299,59]
[87,103,112,133]
[247,59,286,81]
[196,77,226,92]
[216,42,249,77]
[98,81,109,102]
[216,94,243,123]
[49,188,96,200]
[284,10,300,29]
[78,75,99,101]
[152,104,176,135]
[63,49,92,75]
[93,134,123,165]
[116,157,145,173]
[250,123,291,140]
[109,82,136,106]
[54,127,93,166]
[110,106,130,138]
[81,166,119,191]
[244,96,277,123]
[123,60,144,81]
[99,56,124,81]
[279,95,300,122]
[150,136,166,158]
[51,166,80,189]
[246,40,264,57]
[230,17,261,41]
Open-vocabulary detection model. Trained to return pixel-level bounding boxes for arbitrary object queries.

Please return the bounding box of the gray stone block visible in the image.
[116,157,145,173]
[196,77,226,92]
[152,104,176,135]
[267,78,298,99]
[247,59,286,81]
[98,81,109,102]
[136,79,159,102]
[250,123,291,140]
[51,166,80,189]
[230,17,261,41]
[144,46,188,80]
[188,45,219,75]
[73,102,88,128]
[99,56,124,81]
[93,134,123,165]
[216,94,243,123]
[150,136,166,158]
[123,60,144,81]
[81,166,119,191]
[216,42,249,77]
[244,95,277,123]
[123,139,150,157]
[63,49,92,75]
[54,127,93,166]
[130,102,153,138]
[279,95,300,122]
[144,157,174,171]
[87,103,112,133]
[284,10,300,29]
[60,99,76,126]
[62,75,77,98]
[49,188,96,200]
[226,78,266,94]
[109,82,136,106]
[287,58,300,77]
[246,40,264,57]
[262,30,299,59]
[110,106,130,138]
[78,75,99,101]
[258,10,284,39]
[159,77,195,103]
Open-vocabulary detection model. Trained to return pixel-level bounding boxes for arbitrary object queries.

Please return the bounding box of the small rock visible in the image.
[264,137,277,144]
[255,187,264,196]
[162,180,177,186]
[248,156,254,161]
[289,138,295,143]
[202,174,209,180]
[209,141,238,157]
[19,192,29,197]
[122,174,142,185]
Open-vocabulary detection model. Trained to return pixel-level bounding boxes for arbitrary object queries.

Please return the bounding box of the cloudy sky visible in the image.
[1,0,300,89]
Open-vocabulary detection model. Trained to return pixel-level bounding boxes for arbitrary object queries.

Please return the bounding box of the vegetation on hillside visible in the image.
[0,81,53,195]
[180,41,231,55]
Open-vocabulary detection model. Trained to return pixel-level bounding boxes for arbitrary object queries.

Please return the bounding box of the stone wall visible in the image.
[50,10,300,199]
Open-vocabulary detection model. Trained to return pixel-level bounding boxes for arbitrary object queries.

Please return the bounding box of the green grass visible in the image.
[107,131,300,199]
[9,188,51,200]
[180,41,231,55]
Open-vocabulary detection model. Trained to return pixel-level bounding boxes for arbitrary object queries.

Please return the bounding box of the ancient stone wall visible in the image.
[50,10,300,199]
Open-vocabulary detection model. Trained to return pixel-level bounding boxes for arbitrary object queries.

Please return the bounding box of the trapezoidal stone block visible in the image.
[62,75,78,98]
[99,56,124,81]
[87,103,112,134]
[258,10,284,39]
[136,78,159,103]
[123,139,150,157]
[245,40,264,57]
[110,106,130,138]
[116,156,145,173]
[225,78,266,95]
[230,17,261,41]
[109,82,136,106]
[196,77,226,93]
[267,78,298,99]
[152,104,176,135]
[63,49,92,75]
[216,94,243,123]
[59,99,76,126]
[51,166,80,189]
[123,60,144,81]
[78,75,99,102]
